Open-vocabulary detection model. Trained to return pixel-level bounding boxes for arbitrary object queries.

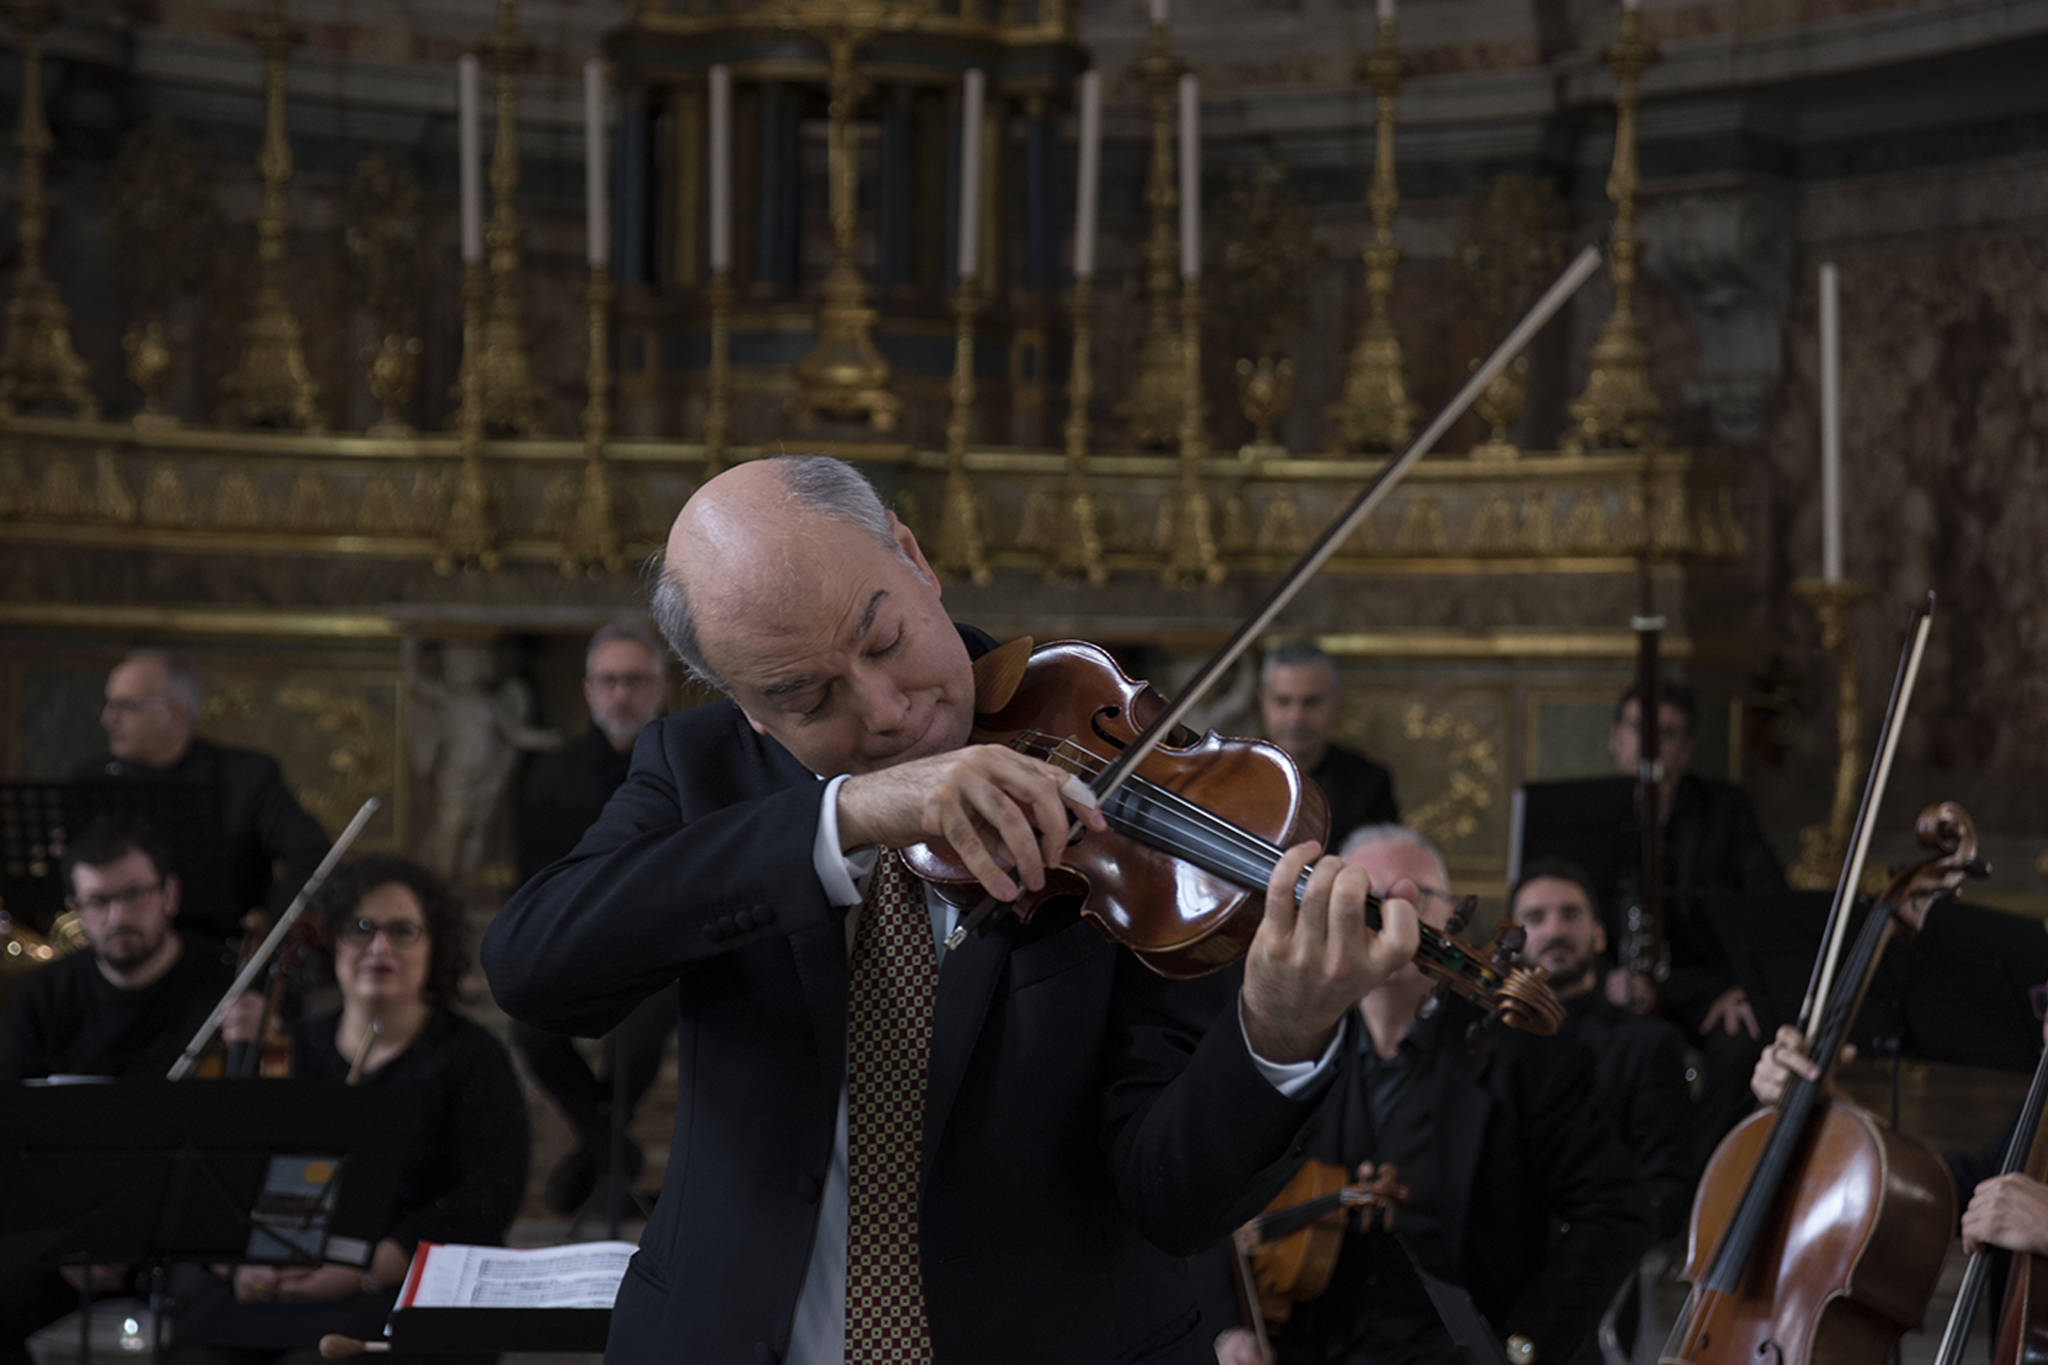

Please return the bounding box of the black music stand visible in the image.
[0,1081,413,1364]
[0,781,231,939]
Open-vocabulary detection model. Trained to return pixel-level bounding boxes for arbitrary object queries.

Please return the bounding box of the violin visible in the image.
[1235,1157,1411,1330]
[903,640,1565,1038]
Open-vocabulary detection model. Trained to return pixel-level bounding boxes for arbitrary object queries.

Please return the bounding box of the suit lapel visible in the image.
[920,911,1016,1191]
[1434,1029,1493,1278]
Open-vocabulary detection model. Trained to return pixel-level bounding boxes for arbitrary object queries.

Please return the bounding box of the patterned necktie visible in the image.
[845,849,937,1363]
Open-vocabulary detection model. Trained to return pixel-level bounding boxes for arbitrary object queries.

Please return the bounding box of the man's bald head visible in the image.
[651,456,909,688]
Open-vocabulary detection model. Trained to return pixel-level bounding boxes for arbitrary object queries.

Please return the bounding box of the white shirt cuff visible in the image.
[813,774,875,907]
[1241,992,1343,1098]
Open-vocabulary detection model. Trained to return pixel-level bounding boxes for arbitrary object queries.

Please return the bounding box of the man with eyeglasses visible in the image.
[1212,826,1648,1365]
[71,649,331,946]
[512,622,680,1214]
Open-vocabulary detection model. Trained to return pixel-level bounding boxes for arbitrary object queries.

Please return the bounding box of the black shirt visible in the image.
[1558,990,1697,1240]
[1654,774,1789,1029]
[1310,744,1401,856]
[71,738,332,941]
[517,726,634,886]
[0,933,234,1082]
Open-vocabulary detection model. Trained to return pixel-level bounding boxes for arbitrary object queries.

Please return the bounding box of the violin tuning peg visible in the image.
[1490,924,1527,971]
[1445,895,1478,937]
[1415,987,1445,1022]
[1465,1014,1500,1054]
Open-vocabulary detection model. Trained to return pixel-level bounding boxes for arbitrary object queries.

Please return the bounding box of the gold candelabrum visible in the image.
[1788,579,1873,890]
[561,265,623,575]
[790,28,900,431]
[1121,21,1192,450]
[935,279,990,584]
[1048,276,1107,585]
[439,264,501,573]
[1160,282,1222,585]
[467,0,541,437]
[1326,19,1415,455]
[0,0,97,419]
[219,0,321,430]
[1561,5,1666,453]
[702,267,732,478]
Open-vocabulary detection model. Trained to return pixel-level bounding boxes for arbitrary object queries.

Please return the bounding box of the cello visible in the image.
[1662,596,1987,1365]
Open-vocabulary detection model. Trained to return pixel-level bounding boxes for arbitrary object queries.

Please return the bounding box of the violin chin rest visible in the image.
[972,637,1035,715]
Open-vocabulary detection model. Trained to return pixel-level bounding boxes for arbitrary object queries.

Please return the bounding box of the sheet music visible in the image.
[402,1241,637,1310]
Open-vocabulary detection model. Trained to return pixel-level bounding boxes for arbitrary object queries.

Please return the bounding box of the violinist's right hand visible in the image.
[1214,1327,1276,1365]
[1752,1025,1857,1106]
[220,990,266,1045]
[837,745,1107,903]
[1240,844,1420,1066]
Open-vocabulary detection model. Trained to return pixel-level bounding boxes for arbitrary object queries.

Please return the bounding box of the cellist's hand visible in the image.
[1703,986,1760,1039]
[1214,1327,1276,1365]
[1962,1174,2048,1256]
[1751,1025,1857,1106]
[1240,844,1419,1066]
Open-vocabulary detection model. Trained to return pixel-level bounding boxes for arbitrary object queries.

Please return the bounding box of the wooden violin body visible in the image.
[1239,1158,1409,1329]
[1995,1254,2048,1365]
[1675,1101,1954,1365]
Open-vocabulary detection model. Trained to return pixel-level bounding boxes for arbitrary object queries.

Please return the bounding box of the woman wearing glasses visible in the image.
[170,854,529,1365]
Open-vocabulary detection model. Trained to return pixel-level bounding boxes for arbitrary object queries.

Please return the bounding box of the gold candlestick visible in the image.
[1120,20,1190,450]
[935,279,989,585]
[1787,579,1872,889]
[1160,281,1221,586]
[462,0,540,436]
[1047,276,1107,585]
[791,27,899,431]
[0,0,97,419]
[1325,18,1415,454]
[561,265,623,575]
[1561,5,1666,453]
[438,264,500,574]
[702,267,731,478]
[217,0,321,429]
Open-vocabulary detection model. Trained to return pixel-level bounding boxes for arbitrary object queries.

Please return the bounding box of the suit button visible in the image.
[734,910,755,933]
[797,1174,821,1203]
[753,1345,778,1363]
[753,904,775,925]
[702,924,721,942]
[718,914,736,935]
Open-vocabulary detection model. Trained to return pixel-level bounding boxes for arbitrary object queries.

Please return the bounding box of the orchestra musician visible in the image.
[0,820,258,1365]
[1258,642,1400,856]
[72,649,332,947]
[509,621,679,1215]
[1212,827,1650,1365]
[481,454,1424,1365]
[167,853,528,1365]
[1604,680,1787,1163]
[1508,858,1697,1241]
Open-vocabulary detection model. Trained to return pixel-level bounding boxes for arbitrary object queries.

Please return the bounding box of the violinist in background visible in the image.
[483,455,1424,1365]
[169,854,527,1365]
[1213,827,1649,1365]
[1605,680,1786,1165]
[1508,858,1696,1242]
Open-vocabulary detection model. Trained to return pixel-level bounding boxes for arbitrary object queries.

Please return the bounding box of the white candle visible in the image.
[1178,74,1199,281]
[1150,0,1169,25]
[709,64,732,272]
[959,69,985,282]
[584,59,608,269]
[458,54,483,264]
[1377,0,1395,22]
[1819,262,1842,583]
[1073,70,1101,280]
[1622,0,1641,12]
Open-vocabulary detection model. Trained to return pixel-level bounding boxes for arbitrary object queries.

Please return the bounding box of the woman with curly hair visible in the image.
[170,854,529,1365]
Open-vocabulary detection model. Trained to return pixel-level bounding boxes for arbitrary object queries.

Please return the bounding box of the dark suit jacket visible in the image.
[482,629,1340,1365]
[1270,1002,1651,1365]
[1560,992,1697,1241]
[1659,774,1787,1031]
[1310,744,1400,855]
[72,737,331,941]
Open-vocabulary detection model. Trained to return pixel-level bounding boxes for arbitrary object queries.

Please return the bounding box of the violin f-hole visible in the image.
[1090,706,1128,751]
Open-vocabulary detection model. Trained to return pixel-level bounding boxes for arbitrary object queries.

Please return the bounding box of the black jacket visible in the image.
[1310,744,1400,855]
[1559,991,1698,1241]
[482,627,1342,1365]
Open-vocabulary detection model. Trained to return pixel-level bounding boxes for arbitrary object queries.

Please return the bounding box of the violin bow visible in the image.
[1796,593,1934,1037]
[949,241,1607,949]
[167,797,380,1080]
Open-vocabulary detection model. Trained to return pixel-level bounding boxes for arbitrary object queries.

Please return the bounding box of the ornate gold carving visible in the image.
[123,319,183,430]
[1159,284,1221,585]
[703,267,731,475]
[108,125,218,430]
[438,454,501,573]
[934,278,989,585]
[343,155,436,436]
[143,464,188,528]
[219,0,321,431]
[1255,491,1304,555]
[1326,20,1415,455]
[1561,8,1666,454]
[465,0,542,437]
[1393,496,1445,555]
[1455,175,1566,461]
[1519,489,1556,553]
[1469,493,1516,554]
[0,450,24,517]
[358,474,403,535]
[0,0,97,420]
[1213,162,1313,450]
[284,469,333,530]
[790,28,900,432]
[1788,579,1871,890]
[1120,21,1191,450]
[561,266,624,575]
[1470,357,1531,462]
[276,683,397,838]
[94,451,135,523]
[215,470,263,529]
[1236,358,1295,450]
[1040,275,1107,585]
[1400,701,1499,848]
[1561,492,1607,553]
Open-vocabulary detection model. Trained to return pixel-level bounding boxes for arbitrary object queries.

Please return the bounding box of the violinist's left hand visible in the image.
[1962,1174,2048,1257]
[1240,843,1419,1066]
